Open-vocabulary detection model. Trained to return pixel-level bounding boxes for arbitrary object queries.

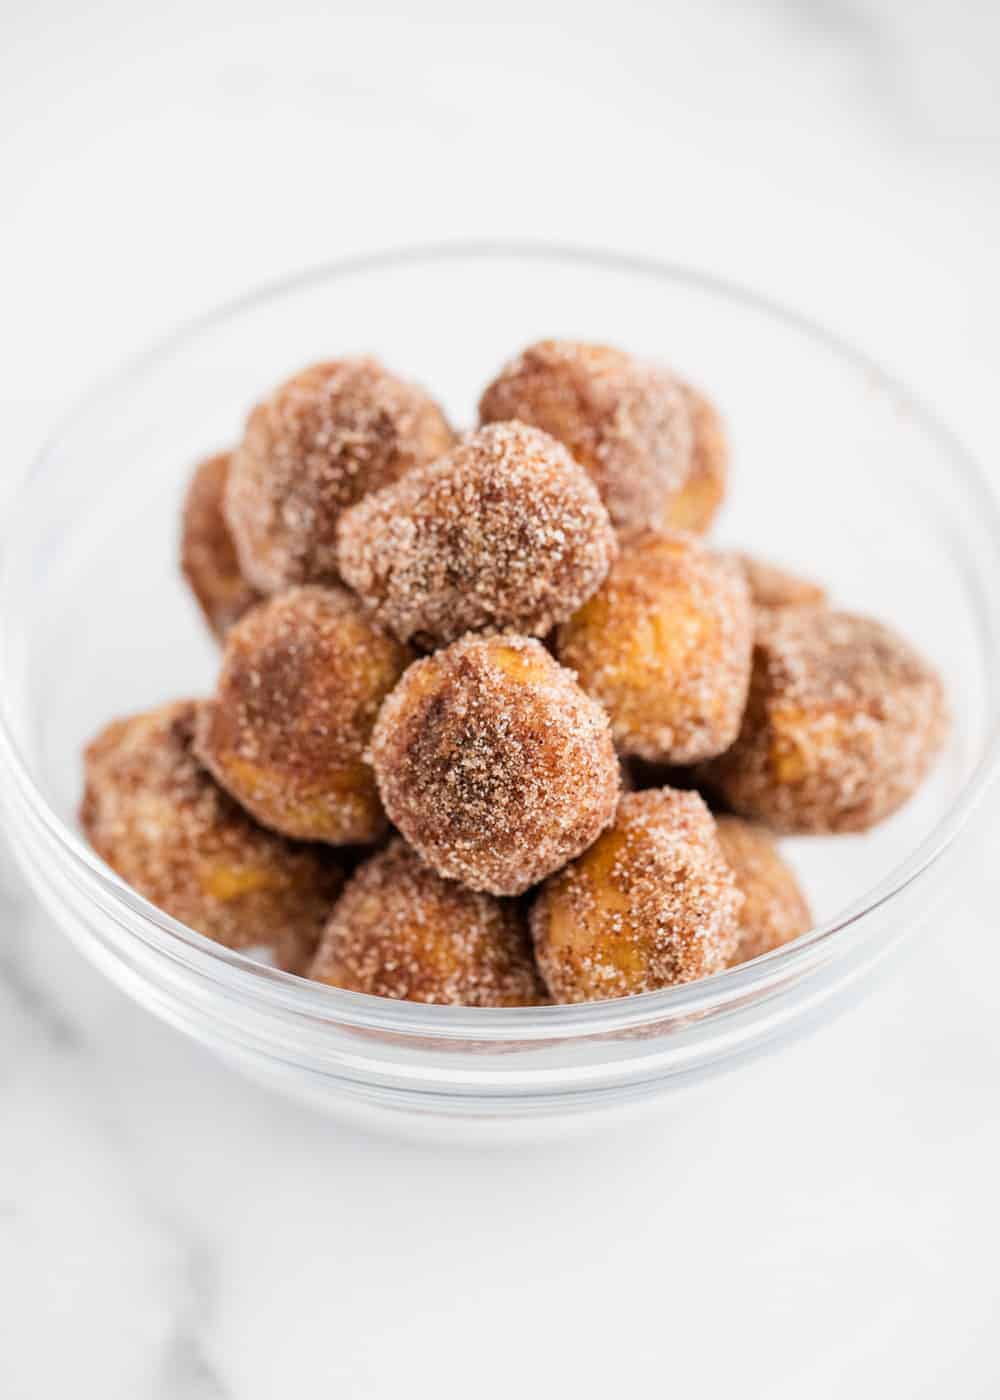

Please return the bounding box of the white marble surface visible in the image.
[2,2,1000,1395]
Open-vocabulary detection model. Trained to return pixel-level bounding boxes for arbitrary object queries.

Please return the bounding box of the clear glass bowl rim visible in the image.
[2,238,999,1045]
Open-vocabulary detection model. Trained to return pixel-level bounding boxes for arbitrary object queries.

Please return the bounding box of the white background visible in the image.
[2,2,999,1396]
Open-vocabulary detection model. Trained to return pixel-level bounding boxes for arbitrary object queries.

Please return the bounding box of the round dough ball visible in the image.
[663,384,728,534]
[370,634,620,896]
[700,607,948,833]
[196,586,413,844]
[180,451,262,639]
[336,420,616,649]
[478,339,692,531]
[531,788,742,1003]
[310,838,547,1006]
[556,529,753,764]
[226,357,454,592]
[80,701,344,972]
[715,816,811,966]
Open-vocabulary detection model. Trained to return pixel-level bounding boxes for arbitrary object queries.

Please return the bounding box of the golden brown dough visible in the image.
[226,358,453,591]
[310,839,547,1006]
[196,586,413,844]
[369,634,620,896]
[556,529,753,764]
[663,384,728,534]
[715,816,812,965]
[478,339,692,531]
[336,421,616,649]
[80,701,344,972]
[700,608,948,833]
[531,789,742,1003]
[181,452,262,639]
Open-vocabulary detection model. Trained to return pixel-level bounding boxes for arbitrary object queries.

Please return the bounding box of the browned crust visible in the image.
[700,607,949,833]
[530,788,742,1003]
[80,700,344,971]
[195,586,413,844]
[478,340,692,531]
[715,816,811,964]
[369,634,621,895]
[180,452,262,639]
[226,357,454,591]
[336,420,617,648]
[310,838,547,1005]
[556,529,753,763]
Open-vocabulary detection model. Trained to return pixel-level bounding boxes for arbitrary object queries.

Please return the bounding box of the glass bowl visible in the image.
[2,243,998,1132]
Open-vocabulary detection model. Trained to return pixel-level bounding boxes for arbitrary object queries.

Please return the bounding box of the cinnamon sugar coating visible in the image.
[226,358,454,592]
[531,789,742,1003]
[181,452,262,639]
[736,553,827,611]
[663,384,728,534]
[478,340,692,531]
[310,838,547,1005]
[369,635,620,896]
[700,608,948,833]
[715,816,811,966]
[195,586,413,844]
[80,701,344,972]
[556,529,753,764]
[336,421,617,649]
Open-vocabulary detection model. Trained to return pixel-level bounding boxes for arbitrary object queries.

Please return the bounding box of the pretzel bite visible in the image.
[531,789,742,1003]
[196,586,413,844]
[701,608,948,832]
[478,340,692,531]
[337,420,616,649]
[556,529,753,763]
[226,357,453,591]
[81,701,344,971]
[369,634,620,895]
[310,838,547,1005]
